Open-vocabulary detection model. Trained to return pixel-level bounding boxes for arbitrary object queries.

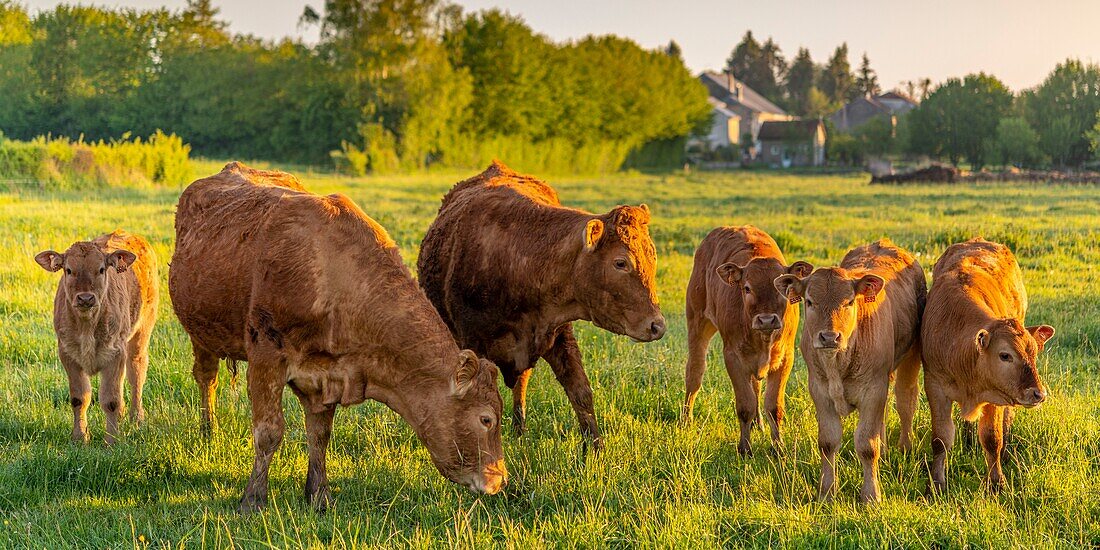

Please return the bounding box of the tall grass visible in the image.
[0,131,192,190]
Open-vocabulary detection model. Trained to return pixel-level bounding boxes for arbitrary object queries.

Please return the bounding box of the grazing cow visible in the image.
[417,161,665,451]
[682,225,812,455]
[921,238,1054,493]
[775,239,925,502]
[169,162,506,512]
[35,230,158,445]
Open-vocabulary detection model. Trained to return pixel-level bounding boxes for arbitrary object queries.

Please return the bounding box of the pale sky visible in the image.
[20,0,1100,91]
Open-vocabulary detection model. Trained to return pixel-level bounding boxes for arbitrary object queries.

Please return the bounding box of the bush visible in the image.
[0,131,192,189]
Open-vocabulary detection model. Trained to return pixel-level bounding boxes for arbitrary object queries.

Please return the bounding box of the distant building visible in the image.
[694,71,792,153]
[829,91,918,132]
[756,120,826,167]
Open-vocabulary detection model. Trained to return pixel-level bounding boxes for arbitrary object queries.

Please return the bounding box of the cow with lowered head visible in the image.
[683,225,812,455]
[35,230,158,445]
[418,161,665,451]
[775,239,925,503]
[921,238,1054,493]
[170,162,506,512]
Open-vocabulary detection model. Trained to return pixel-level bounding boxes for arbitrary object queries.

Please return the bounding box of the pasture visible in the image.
[1,162,1098,548]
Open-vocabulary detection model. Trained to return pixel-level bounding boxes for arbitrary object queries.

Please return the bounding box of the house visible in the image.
[829,91,918,132]
[756,119,826,167]
[694,71,792,154]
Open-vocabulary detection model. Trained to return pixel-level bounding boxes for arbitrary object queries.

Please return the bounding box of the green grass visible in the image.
[1,161,1098,548]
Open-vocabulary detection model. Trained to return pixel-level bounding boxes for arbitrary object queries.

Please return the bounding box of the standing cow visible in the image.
[682,225,812,455]
[921,238,1054,493]
[418,161,666,451]
[774,239,925,502]
[170,162,506,512]
[34,230,158,445]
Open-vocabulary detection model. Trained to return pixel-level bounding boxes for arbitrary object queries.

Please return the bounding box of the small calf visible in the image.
[35,230,158,444]
[775,239,925,503]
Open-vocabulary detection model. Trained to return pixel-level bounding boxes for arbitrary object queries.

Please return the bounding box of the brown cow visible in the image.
[921,238,1053,493]
[775,239,925,503]
[35,230,158,445]
[417,161,665,451]
[169,162,506,512]
[682,225,812,455]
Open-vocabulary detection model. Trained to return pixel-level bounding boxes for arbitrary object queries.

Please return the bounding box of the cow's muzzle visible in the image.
[74,293,97,309]
[814,330,842,350]
[752,314,783,332]
[1019,386,1046,407]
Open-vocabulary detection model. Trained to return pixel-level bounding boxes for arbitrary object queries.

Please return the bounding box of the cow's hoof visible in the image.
[308,487,333,512]
[130,410,146,426]
[737,442,753,457]
[512,417,526,437]
[239,494,267,514]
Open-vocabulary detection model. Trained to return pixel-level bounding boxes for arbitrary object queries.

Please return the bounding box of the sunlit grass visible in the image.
[0,165,1097,547]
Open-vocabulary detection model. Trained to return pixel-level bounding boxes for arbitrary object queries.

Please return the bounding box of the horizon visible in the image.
[17,0,1100,92]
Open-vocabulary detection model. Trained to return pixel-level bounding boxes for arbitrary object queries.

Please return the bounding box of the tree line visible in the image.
[722,31,1100,169]
[0,0,711,173]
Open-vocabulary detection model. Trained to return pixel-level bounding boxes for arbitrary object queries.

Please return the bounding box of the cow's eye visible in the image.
[613,258,630,271]
[999,352,1012,362]
[805,299,813,308]
[99,267,105,275]
[479,415,494,429]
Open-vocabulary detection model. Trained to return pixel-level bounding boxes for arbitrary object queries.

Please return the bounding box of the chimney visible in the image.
[735,83,743,103]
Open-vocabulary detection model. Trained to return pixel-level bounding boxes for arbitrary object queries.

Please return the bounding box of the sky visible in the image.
[19,0,1100,92]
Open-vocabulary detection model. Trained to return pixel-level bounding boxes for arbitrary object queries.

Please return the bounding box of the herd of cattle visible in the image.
[32,161,1055,511]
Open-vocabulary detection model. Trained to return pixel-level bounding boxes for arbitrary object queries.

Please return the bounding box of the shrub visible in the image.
[0,131,192,189]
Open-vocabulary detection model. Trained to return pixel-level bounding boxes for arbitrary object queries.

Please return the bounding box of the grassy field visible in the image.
[1,160,1098,548]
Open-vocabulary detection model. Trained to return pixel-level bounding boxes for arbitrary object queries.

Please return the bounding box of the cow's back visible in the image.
[841,239,926,362]
[169,162,308,359]
[929,238,1026,319]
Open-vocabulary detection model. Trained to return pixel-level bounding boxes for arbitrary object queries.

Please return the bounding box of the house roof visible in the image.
[758,119,824,141]
[699,71,787,116]
[877,90,917,105]
[706,96,739,119]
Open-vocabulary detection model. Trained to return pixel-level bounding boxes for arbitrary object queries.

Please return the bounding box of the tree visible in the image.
[907,73,1013,168]
[1087,112,1100,159]
[665,40,682,60]
[1023,59,1100,167]
[785,47,814,115]
[993,117,1042,167]
[854,53,880,97]
[804,87,834,118]
[725,31,783,103]
[820,43,853,103]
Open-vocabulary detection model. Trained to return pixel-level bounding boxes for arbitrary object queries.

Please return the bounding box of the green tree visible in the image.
[665,40,682,60]
[993,117,1042,167]
[1087,112,1100,159]
[854,53,880,97]
[784,47,814,115]
[1023,59,1100,167]
[907,73,1013,168]
[819,43,853,103]
[725,31,783,103]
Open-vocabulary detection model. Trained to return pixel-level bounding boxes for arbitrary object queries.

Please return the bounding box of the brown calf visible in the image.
[35,230,158,445]
[418,161,665,451]
[683,225,812,455]
[921,238,1053,493]
[170,163,506,512]
[775,239,925,502]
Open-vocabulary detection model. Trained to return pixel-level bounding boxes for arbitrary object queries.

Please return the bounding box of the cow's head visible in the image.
[35,242,136,317]
[974,318,1053,407]
[574,204,665,342]
[718,258,812,333]
[420,350,507,495]
[775,267,883,354]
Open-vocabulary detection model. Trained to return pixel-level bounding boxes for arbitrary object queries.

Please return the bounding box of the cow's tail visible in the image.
[227,358,240,389]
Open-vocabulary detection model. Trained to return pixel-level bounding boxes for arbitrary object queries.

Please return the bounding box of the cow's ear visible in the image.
[975,329,990,352]
[774,274,804,304]
[34,250,64,272]
[854,274,885,303]
[716,262,743,286]
[106,250,137,273]
[1027,325,1055,350]
[583,219,604,252]
[451,349,481,397]
[787,261,813,278]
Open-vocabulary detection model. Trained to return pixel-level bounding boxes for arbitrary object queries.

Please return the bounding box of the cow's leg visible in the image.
[724,347,758,456]
[894,346,921,452]
[809,373,842,501]
[126,331,151,425]
[511,368,533,436]
[928,385,955,495]
[683,315,717,421]
[62,351,91,444]
[303,403,336,510]
[978,403,1005,493]
[543,325,601,452]
[855,389,888,504]
[762,350,793,450]
[240,349,287,513]
[99,352,127,446]
[1002,406,1016,446]
[191,346,220,437]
